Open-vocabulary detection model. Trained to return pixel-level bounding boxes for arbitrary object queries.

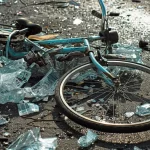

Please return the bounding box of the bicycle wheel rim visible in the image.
[55,61,150,133]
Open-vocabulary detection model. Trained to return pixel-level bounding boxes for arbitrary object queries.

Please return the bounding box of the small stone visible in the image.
[3,141,9,146]
[87,100,92,106]
[64,116,68,120]
[74,6,79,9]
[95,103,100,107]
[73,18,83,25]
[95,116,101,121]
[42,97,49,102]
[3,132,11,137]
[125,112,134,118]
[16,11,23,16]
[40,128,45,132]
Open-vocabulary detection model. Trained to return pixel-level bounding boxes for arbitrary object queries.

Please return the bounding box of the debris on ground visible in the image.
[0,56,58,104]
[112,43,143,63]
[76,106,85,112]
[7,127,58,150]
[124,112,135,118]
[0,115,9,125]
[78,130,98,148]
[17,102,39,116]
[0,56,30,104]
[136,103,150,116]
[0,0,150,149]
[3,132,11,137]
[73,18,83,25]
[24,67,58,102]
[0,0,6,5]
[134,146,142,150]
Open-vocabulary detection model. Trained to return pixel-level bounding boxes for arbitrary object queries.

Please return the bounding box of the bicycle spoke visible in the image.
[56,62,150,132]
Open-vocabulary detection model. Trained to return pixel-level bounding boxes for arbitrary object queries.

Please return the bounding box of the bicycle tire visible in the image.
[55,60,150,133]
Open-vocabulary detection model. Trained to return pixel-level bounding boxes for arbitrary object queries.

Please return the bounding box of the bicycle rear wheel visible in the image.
[55,60,150,133]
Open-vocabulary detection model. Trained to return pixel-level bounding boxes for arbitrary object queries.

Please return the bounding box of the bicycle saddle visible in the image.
[15,18,42,36]
[28,34,59,41]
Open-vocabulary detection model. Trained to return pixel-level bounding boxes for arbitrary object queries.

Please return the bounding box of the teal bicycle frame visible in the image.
[4,0,114,83]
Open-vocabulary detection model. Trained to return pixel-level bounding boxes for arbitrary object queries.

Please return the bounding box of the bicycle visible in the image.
[0,0,150,133]
[54,0,150,133]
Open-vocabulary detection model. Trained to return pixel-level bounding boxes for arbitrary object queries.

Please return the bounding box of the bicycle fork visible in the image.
[84,39,120,88]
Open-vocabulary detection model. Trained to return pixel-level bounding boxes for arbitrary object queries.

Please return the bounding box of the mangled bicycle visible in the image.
[0,0,150,133]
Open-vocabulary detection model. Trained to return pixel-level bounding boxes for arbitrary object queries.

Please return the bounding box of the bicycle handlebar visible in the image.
[92,10,102,19]
[12,28,29,36]
[92,10,120,19]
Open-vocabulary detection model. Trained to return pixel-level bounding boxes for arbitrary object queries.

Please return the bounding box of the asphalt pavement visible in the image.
[0,0,150,149]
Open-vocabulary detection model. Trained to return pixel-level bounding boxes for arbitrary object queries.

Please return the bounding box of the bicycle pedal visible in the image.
[0,31,25,43]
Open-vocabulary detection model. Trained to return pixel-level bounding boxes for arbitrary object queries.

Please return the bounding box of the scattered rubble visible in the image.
[78,130,98,148]
[7,127,58,150]
[0,0,150,149]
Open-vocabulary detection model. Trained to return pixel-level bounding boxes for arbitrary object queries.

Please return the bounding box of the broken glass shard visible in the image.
[0,69,31,92]
[83,86,90,90]
[76,106,85,112]
[136,104,150,116]
[99,98,104,103]
[95,116,101,121]
[38,137,58,150]
[71,70,97,84]
[57,2,69,8]
[0,57,31,104]
[7,127,58,150]
[69,0,80,6]
[0,89,25,104]
[0,116,9,125]
[78,130,98,148]
[0,0,7,5]
[17,103,39,116]
[134,146,142,150]
[24,68,58,101]
[0,57,27,72]
[112,43,143,64]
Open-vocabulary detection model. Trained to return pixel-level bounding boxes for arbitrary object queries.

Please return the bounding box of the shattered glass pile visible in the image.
[0,56,58,104]
[112,43,143,64]
[0,0,150,149]
[17,102,39,116]
[7,127,58,150]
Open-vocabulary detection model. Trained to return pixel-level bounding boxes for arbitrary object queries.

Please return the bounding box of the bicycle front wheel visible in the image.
[55,61,150,133]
